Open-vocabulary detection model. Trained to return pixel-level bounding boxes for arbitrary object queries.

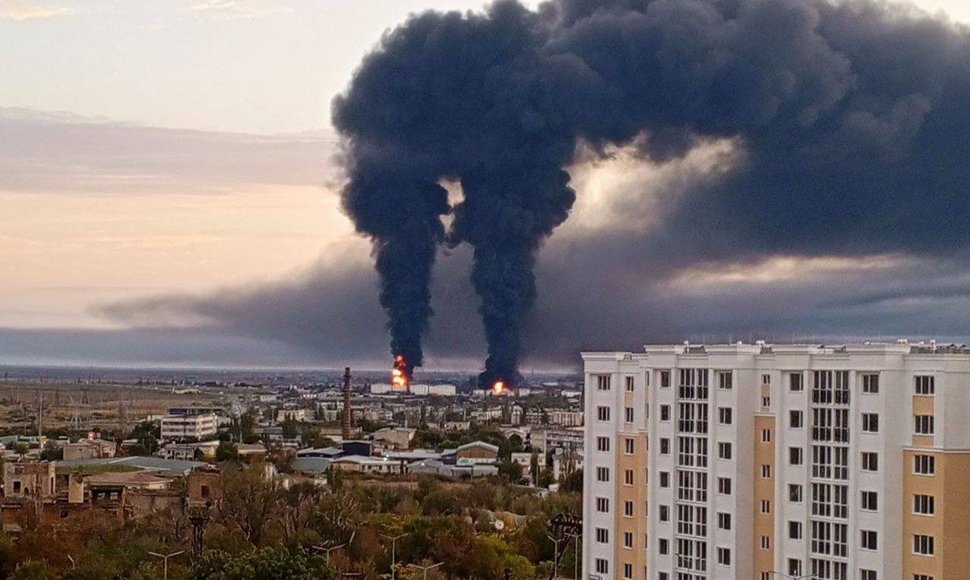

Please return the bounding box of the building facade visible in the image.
[583,341,970,580]
[160,413,218,441]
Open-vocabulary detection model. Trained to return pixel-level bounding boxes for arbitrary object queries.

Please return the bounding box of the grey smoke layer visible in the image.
[332,0,970,385]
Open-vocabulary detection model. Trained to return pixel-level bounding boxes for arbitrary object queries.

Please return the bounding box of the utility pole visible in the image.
[148,550,184,580]
[382,533,406,580]
[407,562,443,580]
[312,543,346,566]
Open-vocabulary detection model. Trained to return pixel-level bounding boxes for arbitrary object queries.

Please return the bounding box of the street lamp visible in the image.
[148,550,184,580]
[382,533,406,580]
[312,543,347,566]
[546,534,562,577]
[407,562,443,580]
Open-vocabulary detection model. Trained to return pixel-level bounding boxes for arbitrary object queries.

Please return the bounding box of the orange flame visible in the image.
[492,380,506,395]
[392,355,409,390]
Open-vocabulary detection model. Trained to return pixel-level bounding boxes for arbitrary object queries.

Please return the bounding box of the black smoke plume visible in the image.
[334,0,970,386]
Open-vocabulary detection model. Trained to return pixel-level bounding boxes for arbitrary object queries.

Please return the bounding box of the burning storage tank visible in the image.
[391,355,411,392]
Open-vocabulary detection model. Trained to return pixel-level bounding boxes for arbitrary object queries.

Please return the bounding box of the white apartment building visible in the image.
[583,341,970,580]
[160,413,218,441]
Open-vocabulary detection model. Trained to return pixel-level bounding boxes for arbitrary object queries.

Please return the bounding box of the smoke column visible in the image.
[334,0,970,385]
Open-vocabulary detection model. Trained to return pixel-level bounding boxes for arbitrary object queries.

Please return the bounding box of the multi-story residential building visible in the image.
[160,413,218,441]
[583,341,970,580]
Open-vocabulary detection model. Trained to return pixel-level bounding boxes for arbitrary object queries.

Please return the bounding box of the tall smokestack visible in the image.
[342,366,352,440]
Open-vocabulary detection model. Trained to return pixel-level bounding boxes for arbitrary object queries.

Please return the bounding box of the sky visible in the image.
[3,0,970,370]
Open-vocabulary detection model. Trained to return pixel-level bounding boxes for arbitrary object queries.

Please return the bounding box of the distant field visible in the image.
[0,381,221,431]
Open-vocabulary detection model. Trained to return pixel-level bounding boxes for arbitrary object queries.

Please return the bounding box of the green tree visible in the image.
[39,441,62,461]
[560,468,583,493]
[497,459,523,484]
[216,441,239,463]
[191,545,335,580]
[219,463,279,546]
[14,443,29,460]
[10,560,58,580]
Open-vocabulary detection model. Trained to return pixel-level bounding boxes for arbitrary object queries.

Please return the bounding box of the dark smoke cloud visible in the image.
[331,0,970,385]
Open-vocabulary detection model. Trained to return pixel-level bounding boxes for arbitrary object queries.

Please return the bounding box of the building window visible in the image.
[760,535,770,550]
[788,559,803,576]
[660,405,671,421]
[789,373,803,392]
[625,437,634,454]
[914,454,936,475]
[596,436,610,452]
[762,396,771,408]
[862,413,879,433]
[761,429,772,443]
[660,370,671,388]
[790,410,804,428]
[789,484,803,502]
[719,407,733,425]
[915,415,935,435]
[762,374,771,385]
[861,491,878,511]
[717,547,731,566]
[761,464,772,478]
[915,375,935,395]
[659,505,669,522]
[862,374,879,394]
[717,512,732,530]
[659,538,669,555]
[622,563,633,579]
[913,534,934,555]
[596,497,609,513]
[623,531,633,549]
[789,447,803,466]
[625,376,635,392]
[659,471,670,488]
[624,500,633,517]
[719,371,733,390]
[597,406,610,421]
[861,530,877,550]
[914,494,935,515]
[595,558,608,574]
[913,574,934,580]
[660,438,670,455]
[862,452,879,472]
[760,500,770,514]
[718,442,733,460]
[624,406,634,423]
[596,375,611,391]
[595,528,609,543]
[861,570,877,580]
[624,469,634,486]
[596,467,610,482]
[718,477,732,495]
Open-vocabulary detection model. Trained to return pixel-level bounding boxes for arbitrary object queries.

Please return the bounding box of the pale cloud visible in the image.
[0,1,73,21]
[188,0,293,21]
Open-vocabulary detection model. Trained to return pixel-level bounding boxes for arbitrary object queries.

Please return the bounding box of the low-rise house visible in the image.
[443,441,499,465]
[276,408,311,423]
[373,427,414,450]
[3,461,55,499]
[63,439,117,461]
[331,455,405,475]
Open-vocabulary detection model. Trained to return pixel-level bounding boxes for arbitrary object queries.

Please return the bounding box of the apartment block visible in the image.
[583,341,970,580]
[160,413,218,441]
